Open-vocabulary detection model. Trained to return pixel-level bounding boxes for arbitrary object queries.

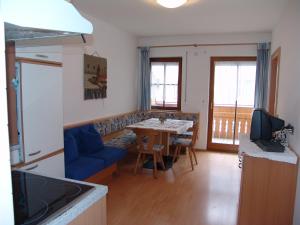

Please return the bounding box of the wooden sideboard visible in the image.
[69,197,107,225]
[238,135,298,225]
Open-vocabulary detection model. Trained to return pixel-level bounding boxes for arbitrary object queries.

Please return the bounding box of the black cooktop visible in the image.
[12,171,94,225]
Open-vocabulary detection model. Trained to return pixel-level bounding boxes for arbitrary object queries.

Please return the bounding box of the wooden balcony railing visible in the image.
[212,106,253,142]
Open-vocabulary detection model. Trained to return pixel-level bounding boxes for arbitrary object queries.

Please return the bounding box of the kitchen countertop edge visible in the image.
[43,177,107,225]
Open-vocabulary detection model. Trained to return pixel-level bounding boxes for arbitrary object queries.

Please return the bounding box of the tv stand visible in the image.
[238,135,298,225]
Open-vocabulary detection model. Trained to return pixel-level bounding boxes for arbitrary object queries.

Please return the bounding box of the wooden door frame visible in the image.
[268,47,281,116]
[6,41,19,145]
[207,56,257,152]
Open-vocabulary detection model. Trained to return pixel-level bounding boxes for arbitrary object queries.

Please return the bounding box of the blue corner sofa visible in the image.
[63,111,199,182]
[64,124,127,181]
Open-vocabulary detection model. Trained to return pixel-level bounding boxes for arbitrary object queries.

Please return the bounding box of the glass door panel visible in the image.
[212,63,238,145]
[151,63,164,107]
[235,62,256,144]
[165,63,179,107]
[208,58,256,151]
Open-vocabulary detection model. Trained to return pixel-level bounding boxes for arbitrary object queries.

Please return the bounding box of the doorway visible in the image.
[207,57,257,151]
[269,47,281,116]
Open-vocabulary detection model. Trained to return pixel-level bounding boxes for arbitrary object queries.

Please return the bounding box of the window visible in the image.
[150,57,182,110]
[214,61,257,107]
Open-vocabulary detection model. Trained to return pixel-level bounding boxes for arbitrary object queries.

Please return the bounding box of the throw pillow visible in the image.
[80,130,104,154]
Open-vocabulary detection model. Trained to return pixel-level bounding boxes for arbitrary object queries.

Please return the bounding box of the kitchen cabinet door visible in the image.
[16,46,63,62]
[21,153,65,178]
[21,62,63,163]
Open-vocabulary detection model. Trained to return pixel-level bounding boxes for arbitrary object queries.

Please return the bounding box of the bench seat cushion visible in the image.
[85,146,127,167]
[65,157,106,181]
[174,138,192,146]
[105,130,136,148]
[175,131,193,138]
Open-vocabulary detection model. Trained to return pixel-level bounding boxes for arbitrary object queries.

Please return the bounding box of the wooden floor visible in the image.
[106,151,241,225]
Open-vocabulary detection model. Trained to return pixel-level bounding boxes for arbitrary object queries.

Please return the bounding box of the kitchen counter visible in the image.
[43,178,107,225]
[13,170,108,225]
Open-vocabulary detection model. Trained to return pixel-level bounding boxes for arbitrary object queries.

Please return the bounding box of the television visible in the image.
[250,109,285,152]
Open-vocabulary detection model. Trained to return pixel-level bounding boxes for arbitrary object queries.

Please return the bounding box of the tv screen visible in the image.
[250,109,284,141]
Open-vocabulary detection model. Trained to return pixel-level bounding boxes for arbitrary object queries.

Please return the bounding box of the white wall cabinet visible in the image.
[16,46,62,62]
[21,62,63,163]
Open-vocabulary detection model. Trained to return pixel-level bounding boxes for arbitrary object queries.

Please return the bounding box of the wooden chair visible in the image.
[133,128,165,178]
[172,124,199,170]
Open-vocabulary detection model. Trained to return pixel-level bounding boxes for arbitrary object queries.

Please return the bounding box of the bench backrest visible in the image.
[67,111,199,138]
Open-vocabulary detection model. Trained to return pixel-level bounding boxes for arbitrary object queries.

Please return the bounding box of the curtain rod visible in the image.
[138,42,258,49]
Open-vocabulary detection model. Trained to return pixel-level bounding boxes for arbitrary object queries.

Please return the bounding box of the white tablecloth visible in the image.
[127,118,193,134]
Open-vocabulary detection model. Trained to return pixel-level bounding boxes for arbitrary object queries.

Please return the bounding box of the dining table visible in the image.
[127,118,193,155]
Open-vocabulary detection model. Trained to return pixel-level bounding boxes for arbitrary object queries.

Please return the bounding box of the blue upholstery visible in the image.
[80,130,104,154]
[85,146,127,167]
[64,124,99,152]
[64,124,127,181]
[65,157,105,180]
[64,134,79,164]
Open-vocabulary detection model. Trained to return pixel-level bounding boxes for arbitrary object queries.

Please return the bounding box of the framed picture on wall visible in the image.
[84,54,107,100]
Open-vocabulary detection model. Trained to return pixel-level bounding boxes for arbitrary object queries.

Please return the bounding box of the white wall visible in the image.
[271,0,300,224]
[139,32,272,149]
[63,15,138,126]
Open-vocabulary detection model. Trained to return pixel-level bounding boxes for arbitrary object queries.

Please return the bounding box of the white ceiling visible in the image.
[73,0,288,37]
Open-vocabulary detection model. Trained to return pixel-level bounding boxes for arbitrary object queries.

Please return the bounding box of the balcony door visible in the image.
[207,57,257,151]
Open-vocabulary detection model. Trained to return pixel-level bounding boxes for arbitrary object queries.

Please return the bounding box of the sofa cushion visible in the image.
[174,138,192,146]
[65,157,106,181]
[173,131,193,139]
[105,130,136,149]
[64,134,79,164]
[79,130,104,154]
[85,146,127,167]
[64,124,99,148]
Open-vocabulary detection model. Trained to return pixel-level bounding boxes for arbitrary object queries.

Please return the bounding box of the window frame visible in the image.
[150,57,182,111]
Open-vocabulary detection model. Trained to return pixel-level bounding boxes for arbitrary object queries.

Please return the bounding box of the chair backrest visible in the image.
[133,128,160,152]
[191,124,199,147]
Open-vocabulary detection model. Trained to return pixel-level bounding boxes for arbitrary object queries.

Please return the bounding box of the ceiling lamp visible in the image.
[157,0,187,8]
